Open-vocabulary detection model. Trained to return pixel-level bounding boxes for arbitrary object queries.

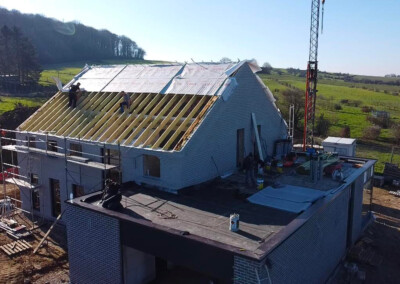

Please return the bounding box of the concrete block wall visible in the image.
[65,204,122,284]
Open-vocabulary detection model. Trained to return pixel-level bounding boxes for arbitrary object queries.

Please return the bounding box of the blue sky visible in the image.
[1,0,399,76]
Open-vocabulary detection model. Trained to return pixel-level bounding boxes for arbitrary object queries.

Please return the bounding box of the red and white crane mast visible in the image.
[302,0,325,151]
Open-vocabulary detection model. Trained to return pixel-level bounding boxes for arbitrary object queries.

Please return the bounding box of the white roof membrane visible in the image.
[65,61,261,96]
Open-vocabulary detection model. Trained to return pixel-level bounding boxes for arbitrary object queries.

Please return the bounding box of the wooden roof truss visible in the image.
[20,92,217,151]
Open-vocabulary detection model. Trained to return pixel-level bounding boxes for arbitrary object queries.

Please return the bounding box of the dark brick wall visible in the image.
[234,189,350,284]
[65,204,122,284]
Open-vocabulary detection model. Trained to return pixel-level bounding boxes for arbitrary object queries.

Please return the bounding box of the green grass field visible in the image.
[260,72,400,173]
[0,96,45,114]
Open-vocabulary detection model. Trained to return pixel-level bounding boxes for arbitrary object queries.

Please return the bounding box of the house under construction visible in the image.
[4,61,288,220]
[0,61,376,283]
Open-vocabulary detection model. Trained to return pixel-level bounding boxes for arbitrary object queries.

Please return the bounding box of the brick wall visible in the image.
[234,256,270,284]
[65,204,122,284]
[234,188,350,284]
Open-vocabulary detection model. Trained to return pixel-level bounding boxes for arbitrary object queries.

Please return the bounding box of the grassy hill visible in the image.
[260,70,400,173]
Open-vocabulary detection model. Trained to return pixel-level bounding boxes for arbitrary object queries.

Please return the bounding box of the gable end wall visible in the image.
[178,64,288,187]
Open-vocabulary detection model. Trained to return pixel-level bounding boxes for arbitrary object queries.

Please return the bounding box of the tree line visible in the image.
[0,8,145,65]
[0,25,41,89]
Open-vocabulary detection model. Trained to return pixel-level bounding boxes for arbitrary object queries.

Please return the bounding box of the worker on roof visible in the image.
[244,152,256,187]
[68,82,81,108]
[120,91,131,113]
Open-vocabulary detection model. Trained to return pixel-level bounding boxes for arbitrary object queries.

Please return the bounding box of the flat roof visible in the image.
[68,156,376,260]
[88,183,296,255]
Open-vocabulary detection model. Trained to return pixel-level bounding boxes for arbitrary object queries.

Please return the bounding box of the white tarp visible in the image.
[164,63,234,95]
[247,185,326,213]
[63,61,262,96]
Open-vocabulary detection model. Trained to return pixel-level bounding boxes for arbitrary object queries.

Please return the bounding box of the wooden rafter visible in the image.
[20,91,62,130]
[52,91,102,135]
[67,92,117,137]
[40,91,101,132]
[92,93,142,141]
[162,96,208,150]
[152,95,197,149]
[60,92,114,136]
[129,94,181,147]
[109,94,162,144]
[29,96,69,132]
[174,96,218,151]
[97,93,149,142]
[45,91,99,133]
[118,94,170,145]
[142,95,189,148]
[20,90,218,150]
[78,92,125,139]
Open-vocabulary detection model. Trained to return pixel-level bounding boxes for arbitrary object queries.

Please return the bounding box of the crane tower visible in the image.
[302,0,325,151]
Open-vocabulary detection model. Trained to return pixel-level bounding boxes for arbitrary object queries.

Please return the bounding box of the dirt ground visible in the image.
[0,184,69,284]
[332,186,400,284]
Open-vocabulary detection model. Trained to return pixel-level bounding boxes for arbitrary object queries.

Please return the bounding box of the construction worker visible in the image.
[68,82,81,108]
[244,152,256,187]
[120,91,131,113]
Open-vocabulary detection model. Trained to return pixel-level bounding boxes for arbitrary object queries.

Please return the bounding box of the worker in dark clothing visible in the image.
[68,82,81,108]
[120,91,131,113]
[244,152,256,187]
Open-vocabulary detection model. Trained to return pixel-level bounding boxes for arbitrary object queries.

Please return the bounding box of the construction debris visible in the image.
[0,239,32,256]
[0,218,32,239]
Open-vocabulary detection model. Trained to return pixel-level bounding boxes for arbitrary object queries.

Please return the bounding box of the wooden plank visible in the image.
[22,240,32,248]
[1,245,12,256]
[33,211,64,254]
[163,96,207,150]
[20,91,62,130]
[130,94,180,146]
[78,92,126,139]
[110,94,162,144]
[251,113,264,161]
[18,241,30,249]
[97,93,147,142]
[142,95,188,148]
[174,96,218,151]
[152,95,197,149]
[118,94,169,144]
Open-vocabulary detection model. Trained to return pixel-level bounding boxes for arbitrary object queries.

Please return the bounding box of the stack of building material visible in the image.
[0,240,32,256]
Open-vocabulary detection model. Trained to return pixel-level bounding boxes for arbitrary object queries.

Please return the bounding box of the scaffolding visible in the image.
[0,128,121,223]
